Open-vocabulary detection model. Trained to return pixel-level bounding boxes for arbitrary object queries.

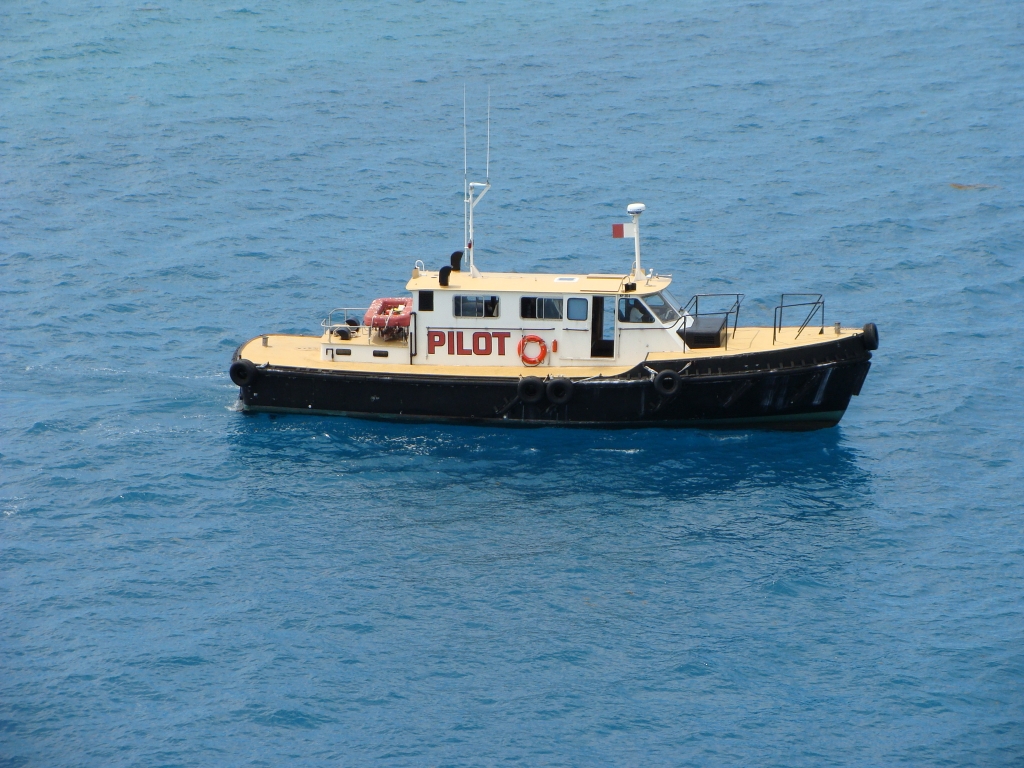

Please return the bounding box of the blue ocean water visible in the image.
[2,0,1023,764]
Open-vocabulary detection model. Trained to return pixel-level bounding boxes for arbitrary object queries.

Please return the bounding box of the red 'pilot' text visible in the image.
[427,330,511,356]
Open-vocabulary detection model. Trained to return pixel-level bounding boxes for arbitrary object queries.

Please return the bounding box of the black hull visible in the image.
[232,335,872,431]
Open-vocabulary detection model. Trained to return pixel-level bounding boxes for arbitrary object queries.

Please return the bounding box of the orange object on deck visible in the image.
[364,297,413,328]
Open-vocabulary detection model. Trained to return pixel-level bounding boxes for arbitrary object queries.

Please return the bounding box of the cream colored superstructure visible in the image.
[406,268,680,369]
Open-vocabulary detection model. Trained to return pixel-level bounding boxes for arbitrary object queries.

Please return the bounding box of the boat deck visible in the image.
[236,326,866,379]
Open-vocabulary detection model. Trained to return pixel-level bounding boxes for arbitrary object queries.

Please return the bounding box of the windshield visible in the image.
[660,288,681,312]
[641,292,681,324]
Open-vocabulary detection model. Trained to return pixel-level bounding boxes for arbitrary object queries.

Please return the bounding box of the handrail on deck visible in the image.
[773,294,825,344]
[321,307,370,334]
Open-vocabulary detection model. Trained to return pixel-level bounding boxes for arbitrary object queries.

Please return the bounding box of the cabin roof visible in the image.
[405,270,673,294]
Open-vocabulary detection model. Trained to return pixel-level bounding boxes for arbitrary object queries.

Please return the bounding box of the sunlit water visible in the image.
[2,1,1023,765]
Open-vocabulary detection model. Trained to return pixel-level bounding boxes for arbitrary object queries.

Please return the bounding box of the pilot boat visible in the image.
[229,181,877,430]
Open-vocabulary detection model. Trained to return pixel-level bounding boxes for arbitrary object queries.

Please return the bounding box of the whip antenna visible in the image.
[463,85,468,254]
[461,87,491,278]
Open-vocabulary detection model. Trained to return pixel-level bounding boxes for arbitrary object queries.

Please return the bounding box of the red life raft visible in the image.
[364,297,413,329]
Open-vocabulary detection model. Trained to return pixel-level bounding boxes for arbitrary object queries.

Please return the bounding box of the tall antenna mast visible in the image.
[465,87,491,278]
[463,86,468,261]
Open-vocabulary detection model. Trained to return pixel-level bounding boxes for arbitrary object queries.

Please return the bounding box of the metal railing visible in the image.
[321,307,369,336]
[322,307,368,331]
[773,294,825,344]
[684,293,744,338]
[322,306,414,346]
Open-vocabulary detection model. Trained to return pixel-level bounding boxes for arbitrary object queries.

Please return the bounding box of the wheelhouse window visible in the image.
[567,297,588,321]
[641,292,680,323]
[520,296,563,320]
[453,295,499,318]
[618,297,654,324]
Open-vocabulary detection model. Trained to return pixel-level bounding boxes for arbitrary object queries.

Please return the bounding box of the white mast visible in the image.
[465,89,490,278]
[627,202,645,278]
[463,86,468,263]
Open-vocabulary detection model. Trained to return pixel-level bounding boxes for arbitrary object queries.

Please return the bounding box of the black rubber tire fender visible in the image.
[229,359,258,387]
[653,369,682,397]
[862,322,879,351]
[517,376,545,404]
[546,377,574,405]
[334,326,352,340]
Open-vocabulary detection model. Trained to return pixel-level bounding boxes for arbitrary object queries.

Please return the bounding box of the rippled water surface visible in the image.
[2,1,1023,765]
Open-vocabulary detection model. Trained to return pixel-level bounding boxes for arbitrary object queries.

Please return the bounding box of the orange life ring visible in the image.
[518,334,547,366]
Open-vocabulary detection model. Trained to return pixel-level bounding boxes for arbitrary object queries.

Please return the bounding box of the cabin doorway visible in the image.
[590,295,615,358]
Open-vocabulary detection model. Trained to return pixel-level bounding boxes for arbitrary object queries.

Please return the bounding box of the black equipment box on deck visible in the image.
[679,315,728,349]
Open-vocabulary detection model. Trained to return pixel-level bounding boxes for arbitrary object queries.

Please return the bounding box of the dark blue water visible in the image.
[3,1,1023,765]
